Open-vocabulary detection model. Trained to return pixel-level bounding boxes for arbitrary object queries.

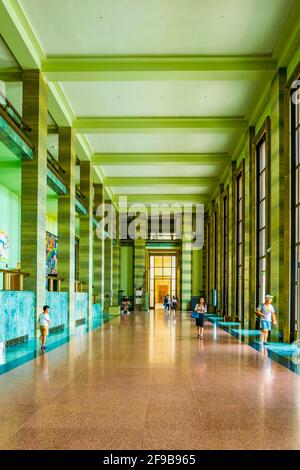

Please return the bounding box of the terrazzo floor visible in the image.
[0,309,300,450]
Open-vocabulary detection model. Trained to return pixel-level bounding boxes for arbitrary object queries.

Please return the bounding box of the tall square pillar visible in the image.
[93,184,104,307]
[113,215,120,304]
[134,239,146,309]
[21,70,48,318]
[57,128,76,330]
[104,199,113,311]
[79,161,93,325]
[270,68,287,340]
[181,210,193,311]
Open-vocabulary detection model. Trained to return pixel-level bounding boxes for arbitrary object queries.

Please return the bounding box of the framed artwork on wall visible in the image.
[46,231,58,275]
[0,231,9,263]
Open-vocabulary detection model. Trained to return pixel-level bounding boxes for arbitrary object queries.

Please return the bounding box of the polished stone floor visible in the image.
[0,309,300,450]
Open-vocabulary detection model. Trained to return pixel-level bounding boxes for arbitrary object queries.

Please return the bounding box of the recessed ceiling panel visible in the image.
[111,185,211,195]
[19,0,294,55]
[86,132,239,153]
[61,81,257,118]
[100,164,224,178]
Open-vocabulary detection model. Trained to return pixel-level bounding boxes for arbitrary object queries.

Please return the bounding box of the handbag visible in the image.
[191,311,199,319]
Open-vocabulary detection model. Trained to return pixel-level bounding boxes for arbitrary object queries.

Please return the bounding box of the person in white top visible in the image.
[256,295,278,345]
[38,305,51,350]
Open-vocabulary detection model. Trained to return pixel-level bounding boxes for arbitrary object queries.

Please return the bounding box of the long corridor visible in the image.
[0,311,300,450]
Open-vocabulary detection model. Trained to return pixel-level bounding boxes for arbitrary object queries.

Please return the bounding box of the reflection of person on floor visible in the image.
[171,295,177,313]
[122,297,131,315]
[38,305,51,351]
[256,295,278,345]
[194,297,207,339]
[40,351,49,381]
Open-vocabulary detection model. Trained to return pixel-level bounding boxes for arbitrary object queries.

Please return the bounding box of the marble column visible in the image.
[104,199,113,311]
[270,68,287,340]
[21,70,48,320]
[79,161,93,325]
[112,214,120,304]
[93,183,104,308]
[57,128,76,330]
[181,209,193,311]
[134,239,146,309]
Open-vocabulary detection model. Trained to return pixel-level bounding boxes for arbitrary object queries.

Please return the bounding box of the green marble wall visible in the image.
[45,291,69,330]
[74,292,88,324]
[0,291,35,342]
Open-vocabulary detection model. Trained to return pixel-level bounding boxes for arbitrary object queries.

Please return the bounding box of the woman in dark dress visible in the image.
[194,297,207,338]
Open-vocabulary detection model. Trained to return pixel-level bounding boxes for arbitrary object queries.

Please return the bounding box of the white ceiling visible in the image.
[61,80,258,118]
[86,132,241,154]
[111,185,211,195]
[4,0,296,203]
[100,164,224,178]
[19,0,294,55]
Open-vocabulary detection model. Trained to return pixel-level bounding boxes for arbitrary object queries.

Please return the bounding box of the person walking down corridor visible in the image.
[163,294,171,313]
[194,297,207,338]
[256,295,278,345]
[38,305,51,350]
[122,297,131,315]
[171,295,178,313]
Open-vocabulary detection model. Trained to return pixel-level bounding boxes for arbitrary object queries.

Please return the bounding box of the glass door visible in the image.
[149,254,177,309]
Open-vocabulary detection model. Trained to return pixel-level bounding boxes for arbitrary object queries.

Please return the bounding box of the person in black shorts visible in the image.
[194,297,207,338]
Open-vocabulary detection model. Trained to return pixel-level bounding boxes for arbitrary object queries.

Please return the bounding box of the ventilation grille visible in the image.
[5,335,28,348]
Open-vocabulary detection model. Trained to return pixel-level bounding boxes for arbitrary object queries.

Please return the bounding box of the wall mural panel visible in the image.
[46,231,58,275]
[0,231,9,264]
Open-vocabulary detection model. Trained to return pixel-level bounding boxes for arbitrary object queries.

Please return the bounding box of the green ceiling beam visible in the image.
[47,82,74,127]
[42,56,277,82]
[273,0,300,67]
[74,117,248,134]
[92,153,230,165]
[112,194,209,204]
[105,177,217,187]
[0,69,22,82]
[0,161,20,168]
[0,0,44,69]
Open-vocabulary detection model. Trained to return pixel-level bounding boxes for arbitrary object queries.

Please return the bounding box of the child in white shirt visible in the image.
[38,305,51,350]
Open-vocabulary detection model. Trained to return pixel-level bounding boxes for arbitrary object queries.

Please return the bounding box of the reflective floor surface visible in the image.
[0,315,107,376]
[0,309,300,450]
[207,315,300,375]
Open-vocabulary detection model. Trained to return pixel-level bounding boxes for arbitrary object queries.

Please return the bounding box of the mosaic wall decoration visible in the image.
[0,231,9,263]
[46,231,58,275]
